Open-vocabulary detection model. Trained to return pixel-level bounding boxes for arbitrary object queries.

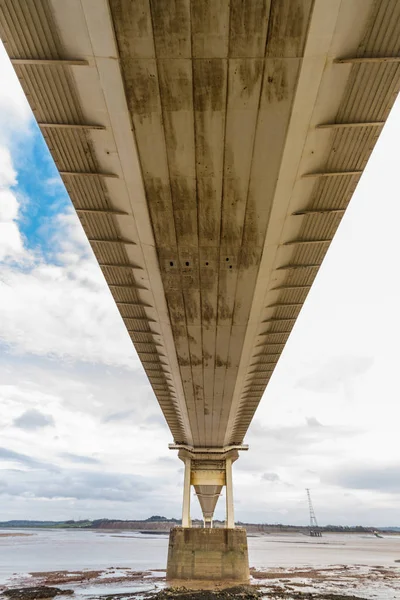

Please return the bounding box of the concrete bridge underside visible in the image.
[2,0,400,538]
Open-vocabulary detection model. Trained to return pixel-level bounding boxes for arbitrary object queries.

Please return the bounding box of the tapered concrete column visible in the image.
[225,457,234,528]
[182,457,191,527]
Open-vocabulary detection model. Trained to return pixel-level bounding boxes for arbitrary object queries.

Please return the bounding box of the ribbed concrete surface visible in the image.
[1,0,400,456]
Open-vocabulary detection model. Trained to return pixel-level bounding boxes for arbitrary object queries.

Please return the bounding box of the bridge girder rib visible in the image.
[2,0,400,520]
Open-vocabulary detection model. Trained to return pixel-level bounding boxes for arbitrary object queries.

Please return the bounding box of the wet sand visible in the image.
[2,563,400,600]
[0,534,32,538]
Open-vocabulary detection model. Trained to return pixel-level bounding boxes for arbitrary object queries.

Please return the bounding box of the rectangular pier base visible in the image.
[166,527,249,583]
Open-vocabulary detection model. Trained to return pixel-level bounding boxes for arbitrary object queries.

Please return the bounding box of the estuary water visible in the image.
[0,528,399,599]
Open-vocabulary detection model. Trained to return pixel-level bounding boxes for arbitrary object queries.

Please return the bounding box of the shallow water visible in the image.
[248,531,400,567]
[0,528,399,599]
[0,529,169,579]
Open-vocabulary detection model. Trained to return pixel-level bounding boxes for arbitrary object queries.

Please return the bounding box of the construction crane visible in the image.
[306,489,322,537]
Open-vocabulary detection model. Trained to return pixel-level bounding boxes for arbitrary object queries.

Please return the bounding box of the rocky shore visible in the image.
[0,585,373,600]
[0,585,383,600]
[3,587,73,599]
[2,563,400,600]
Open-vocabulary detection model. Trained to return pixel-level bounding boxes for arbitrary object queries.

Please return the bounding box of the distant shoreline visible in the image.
[0,520,399,535]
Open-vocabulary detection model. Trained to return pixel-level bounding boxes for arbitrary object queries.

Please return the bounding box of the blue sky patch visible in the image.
[14,122,72,260]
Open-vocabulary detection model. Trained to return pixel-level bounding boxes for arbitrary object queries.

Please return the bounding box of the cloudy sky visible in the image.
[1,42,400,527]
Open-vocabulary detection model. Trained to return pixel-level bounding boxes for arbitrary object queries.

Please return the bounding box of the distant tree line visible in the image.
[0,518,399,532]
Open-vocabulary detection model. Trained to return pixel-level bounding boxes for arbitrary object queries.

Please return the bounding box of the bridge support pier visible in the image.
[166,527,249,583]
[167,447,249,582]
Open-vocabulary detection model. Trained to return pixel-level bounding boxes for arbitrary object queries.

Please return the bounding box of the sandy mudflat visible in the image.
[27,569,151,586]
[0,533,33,538]
[2,565,400,600]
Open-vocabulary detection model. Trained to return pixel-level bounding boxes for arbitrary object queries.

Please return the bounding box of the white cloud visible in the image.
[0,189,18,220]
[0,42,32,142]
[0,222,25,261]
[0,147,16,187]
[0,198,138,366]
[0,355,170,468]
[0,148,26,261]
[0,263,137,366]
[13,408,55,430]
[0,354,182,520]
